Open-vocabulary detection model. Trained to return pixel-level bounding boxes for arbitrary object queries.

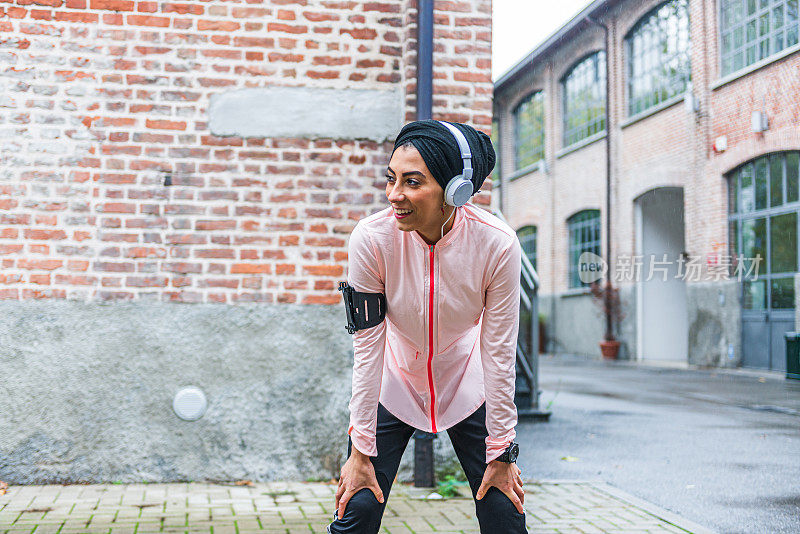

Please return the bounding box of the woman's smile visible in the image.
[393,208,413,220]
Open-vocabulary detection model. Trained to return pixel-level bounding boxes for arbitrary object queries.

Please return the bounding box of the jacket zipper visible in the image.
[428,243,437,433]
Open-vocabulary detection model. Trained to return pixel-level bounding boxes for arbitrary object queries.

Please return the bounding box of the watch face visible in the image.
[509,443,519,462]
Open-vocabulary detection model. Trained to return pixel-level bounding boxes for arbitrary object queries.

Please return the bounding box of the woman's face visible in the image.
[385,144,454,244]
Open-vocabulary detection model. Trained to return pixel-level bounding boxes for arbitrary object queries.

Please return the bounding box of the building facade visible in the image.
[0,0,493,483]
[492,0,800,370]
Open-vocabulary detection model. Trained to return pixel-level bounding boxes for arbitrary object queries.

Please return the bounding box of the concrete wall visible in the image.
[0,300,352,483]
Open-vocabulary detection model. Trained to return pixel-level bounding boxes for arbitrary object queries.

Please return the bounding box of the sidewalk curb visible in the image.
[541,352,787,382]
[590,481,719,534]
[521,478,719,534]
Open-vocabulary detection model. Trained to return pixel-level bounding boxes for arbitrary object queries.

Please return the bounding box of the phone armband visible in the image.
[338,281,386,334]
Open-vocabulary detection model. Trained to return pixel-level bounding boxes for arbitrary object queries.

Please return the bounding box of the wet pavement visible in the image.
[517,354,800,534]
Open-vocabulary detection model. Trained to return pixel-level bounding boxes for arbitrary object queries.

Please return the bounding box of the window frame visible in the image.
[727,151,800,310]
[516,225,538,272]
[718,0,800,77]
[624,0,692,117]
[560,51,607,149]
[567,209,602,289]
[512,90,546,170]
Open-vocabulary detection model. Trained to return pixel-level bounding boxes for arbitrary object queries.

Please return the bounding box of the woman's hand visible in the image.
[475,460,525,514]
[334,447,384,520]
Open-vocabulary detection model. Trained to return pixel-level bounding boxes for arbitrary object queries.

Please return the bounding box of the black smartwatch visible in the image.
[495,442,519,463]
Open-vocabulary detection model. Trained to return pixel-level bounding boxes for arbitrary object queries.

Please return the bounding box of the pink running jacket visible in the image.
[345,201,522,464]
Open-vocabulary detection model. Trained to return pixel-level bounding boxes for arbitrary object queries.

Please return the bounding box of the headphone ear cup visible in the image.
[445,176,472,207]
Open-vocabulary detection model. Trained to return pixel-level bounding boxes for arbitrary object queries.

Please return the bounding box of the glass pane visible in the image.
[759,12,770,37]
[755,158,768,209]
[747,43,758,63]
[787,152,799,203]
[770,211,797,273]
[788,0,798,44]
[731,172,739,213]
[771,277,794,309]
[731,220,739,257]
[740,164,755,212]
[770,153,783,206]
[744,279,767,309]
[741,217,767,270]
[734,25,745,47]
[773,4,784,29]
[773,30,785,51]
[734,50,745,69]
[789,23,799,46]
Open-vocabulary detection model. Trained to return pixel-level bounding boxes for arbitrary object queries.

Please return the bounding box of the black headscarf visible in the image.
[391,119,496,196]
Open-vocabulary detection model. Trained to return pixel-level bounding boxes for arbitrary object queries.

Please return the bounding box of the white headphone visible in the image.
[436,120,474,207]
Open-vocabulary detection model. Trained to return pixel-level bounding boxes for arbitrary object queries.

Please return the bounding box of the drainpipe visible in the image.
[586,13,615,343]
[413,0,436,489]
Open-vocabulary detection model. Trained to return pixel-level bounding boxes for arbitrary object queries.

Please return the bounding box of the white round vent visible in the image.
[172,387,207,421]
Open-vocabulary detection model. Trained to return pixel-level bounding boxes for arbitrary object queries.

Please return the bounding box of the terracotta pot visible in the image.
[599,340,620,360]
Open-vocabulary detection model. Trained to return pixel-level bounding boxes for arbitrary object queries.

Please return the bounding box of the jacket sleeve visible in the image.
[345,222,386,457]
[480,237,522,464]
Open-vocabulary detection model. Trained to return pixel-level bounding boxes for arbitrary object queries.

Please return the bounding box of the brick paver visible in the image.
[0,479,716,533]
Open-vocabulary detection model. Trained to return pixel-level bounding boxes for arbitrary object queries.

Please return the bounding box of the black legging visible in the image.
[328,402,527,533]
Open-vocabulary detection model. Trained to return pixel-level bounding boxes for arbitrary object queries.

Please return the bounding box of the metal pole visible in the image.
[413,0,436,488]
[586,14,614,340]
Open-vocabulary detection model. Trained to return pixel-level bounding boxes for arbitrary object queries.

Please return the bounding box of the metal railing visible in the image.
[492,209,551,421]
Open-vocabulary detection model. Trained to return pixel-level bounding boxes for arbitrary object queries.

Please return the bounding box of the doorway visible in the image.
[635,187,688,363]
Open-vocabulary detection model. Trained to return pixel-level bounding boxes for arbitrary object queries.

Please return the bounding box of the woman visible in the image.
[328,119,526,534]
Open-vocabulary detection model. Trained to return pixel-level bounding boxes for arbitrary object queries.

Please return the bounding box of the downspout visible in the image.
[497,105,504,213]
[413,0,436,489]
[586,13,614,343]
[417,0,433,121]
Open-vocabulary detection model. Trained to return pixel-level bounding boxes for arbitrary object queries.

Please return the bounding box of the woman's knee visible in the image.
[329,487,384,533]
[475,486,526,531]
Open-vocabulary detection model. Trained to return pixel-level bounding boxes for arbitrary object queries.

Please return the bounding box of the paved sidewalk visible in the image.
[0,479,716,534]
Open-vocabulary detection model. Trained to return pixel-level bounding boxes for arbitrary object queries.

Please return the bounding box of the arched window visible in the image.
[513,91,545,169]
[516,225,537,271]
[720,0,799,76]
[728,151,800,309]
[626,0,691,116]
[567,210,601,288]
[561,51,606,147]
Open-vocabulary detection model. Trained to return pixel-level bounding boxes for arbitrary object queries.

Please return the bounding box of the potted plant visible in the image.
[588,279,627,360]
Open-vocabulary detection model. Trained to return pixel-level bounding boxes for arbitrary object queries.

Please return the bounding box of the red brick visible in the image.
[267,22,307,34]
[90,0,133,10]
[127,15,170,27]
[163,3,203,14]
[145,119,186,130]
[198,20,241,31]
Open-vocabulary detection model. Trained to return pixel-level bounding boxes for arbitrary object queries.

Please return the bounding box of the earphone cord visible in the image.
[440,205,456,241]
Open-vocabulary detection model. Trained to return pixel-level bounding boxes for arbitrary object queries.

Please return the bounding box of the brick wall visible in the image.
[0,0,493,305]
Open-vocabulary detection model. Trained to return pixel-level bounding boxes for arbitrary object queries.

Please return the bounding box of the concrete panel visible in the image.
[686,281,742,367]
[208,87,404,142]
[542,284,637,361]
[548,291,605,358]
[0,300,464,484]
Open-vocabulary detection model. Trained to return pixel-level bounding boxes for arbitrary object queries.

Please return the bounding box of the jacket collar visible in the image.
[409,203,467,249]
